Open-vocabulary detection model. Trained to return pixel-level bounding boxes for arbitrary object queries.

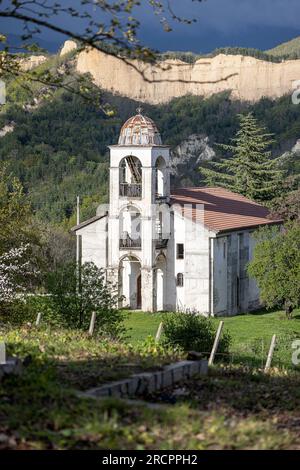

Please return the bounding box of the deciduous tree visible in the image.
[247,223,300,318]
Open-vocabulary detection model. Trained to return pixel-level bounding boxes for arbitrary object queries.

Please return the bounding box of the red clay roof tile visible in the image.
[171,187,282,233]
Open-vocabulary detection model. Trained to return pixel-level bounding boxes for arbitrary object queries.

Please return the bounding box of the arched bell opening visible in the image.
[119,205,141,249]
[119,255,141,309]
[155,205,170,249]
[119,156,142,198]
[155,156,167,199]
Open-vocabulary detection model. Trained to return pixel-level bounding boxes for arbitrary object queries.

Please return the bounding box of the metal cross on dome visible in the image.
[136,106,143,115]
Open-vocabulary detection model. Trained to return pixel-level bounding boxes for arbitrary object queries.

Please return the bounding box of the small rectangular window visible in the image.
[176,243,184,259]
[176,273,184,287]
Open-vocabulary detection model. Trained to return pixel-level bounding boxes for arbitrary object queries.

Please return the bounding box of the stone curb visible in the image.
[82,359,208,399]
[0,358,23,381]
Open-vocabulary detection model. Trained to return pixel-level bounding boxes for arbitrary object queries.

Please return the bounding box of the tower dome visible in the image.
[118,108,162,146]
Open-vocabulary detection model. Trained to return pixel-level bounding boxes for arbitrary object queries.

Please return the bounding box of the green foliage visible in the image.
[159,50,201,63]
[269,188,300,222]
[3,324,300,449]
[209,47,283,62]
[135,334,179,358]
[266,35,300,59]
[162,311,231,356]
[125,309,300,369]
[0,83,112,225]
[0,165,38,254]
[248,223,300,317]
[1,310,300,449]
[199,112,285,202]
[0,166,43,310]
[160,46,293,64]
[0,295,61,327]
[38,222,75,272]
[46,261,125,338]
[1,69,300,225]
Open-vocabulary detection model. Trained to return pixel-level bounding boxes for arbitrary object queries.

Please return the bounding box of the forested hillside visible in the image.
[0,53,300,227]
[267,36,300,59]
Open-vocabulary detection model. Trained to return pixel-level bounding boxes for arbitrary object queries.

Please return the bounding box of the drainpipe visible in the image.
[209,237,214,317]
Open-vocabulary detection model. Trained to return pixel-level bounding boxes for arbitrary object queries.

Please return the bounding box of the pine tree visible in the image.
[199,113,285,202]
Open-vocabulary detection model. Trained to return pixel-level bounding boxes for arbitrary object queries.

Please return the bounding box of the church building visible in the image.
[72,110,281,316]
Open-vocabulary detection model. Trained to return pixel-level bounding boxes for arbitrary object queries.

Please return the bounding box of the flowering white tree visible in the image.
[0,244,34,304]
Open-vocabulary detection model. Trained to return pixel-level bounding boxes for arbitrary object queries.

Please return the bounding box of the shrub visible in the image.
[46,261,125,338]
[135,335,181,359]
[162,311,231,357]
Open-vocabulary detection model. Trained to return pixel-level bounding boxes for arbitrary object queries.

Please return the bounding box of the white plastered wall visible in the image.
[76,216,108,269]
[173,208,213,314]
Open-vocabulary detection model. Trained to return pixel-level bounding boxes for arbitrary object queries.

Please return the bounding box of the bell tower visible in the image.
[107,108,170,311]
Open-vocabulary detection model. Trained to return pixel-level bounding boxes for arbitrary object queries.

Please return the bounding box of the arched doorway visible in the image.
[119,255,141,309]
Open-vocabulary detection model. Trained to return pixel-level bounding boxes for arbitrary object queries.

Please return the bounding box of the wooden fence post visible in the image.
[264,335,276,372]
[155,322,163,343]
[208,321,224,366]
[35,312,42,327]
[0,342,6,365]
[88,312,96,336]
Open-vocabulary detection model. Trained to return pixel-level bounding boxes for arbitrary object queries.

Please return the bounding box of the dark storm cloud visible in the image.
[1,0,300,52]
[136,0,300,52]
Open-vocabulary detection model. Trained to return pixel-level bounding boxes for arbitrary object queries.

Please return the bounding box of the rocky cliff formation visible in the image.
[19,55,47,71]
[171,134,215,175]
[76,48,300,104]
[170,134,215,186]
[60,40,77,57]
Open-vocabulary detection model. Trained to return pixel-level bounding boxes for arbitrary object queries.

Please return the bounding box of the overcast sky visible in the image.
[1,0,300,53]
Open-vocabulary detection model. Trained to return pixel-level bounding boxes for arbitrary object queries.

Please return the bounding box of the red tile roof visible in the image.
[171,187,282,233]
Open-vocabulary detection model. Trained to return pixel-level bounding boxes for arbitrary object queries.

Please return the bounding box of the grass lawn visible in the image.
[1,324,300,450]
[125,311,164,343]
[0,308,299,449]
[125,308,300,369]
[212,309,300,368]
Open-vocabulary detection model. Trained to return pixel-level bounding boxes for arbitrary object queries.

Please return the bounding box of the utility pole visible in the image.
[76,196,80,266]
[76,196,82,296]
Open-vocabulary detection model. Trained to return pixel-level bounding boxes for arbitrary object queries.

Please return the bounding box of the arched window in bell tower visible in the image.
[119,205,142,249]
[155,156,166,199]
[119,156,142,198]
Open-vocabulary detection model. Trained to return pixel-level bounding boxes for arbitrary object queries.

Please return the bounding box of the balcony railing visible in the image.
[120,234,141,249]
[155,233,169,249]
[120,183,142,198]
[155,193,168,202]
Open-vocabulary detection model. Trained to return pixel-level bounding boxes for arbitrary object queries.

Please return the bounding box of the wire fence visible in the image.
[196,334,299,370]
[162,333,300,371]
[2,303,300,371]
